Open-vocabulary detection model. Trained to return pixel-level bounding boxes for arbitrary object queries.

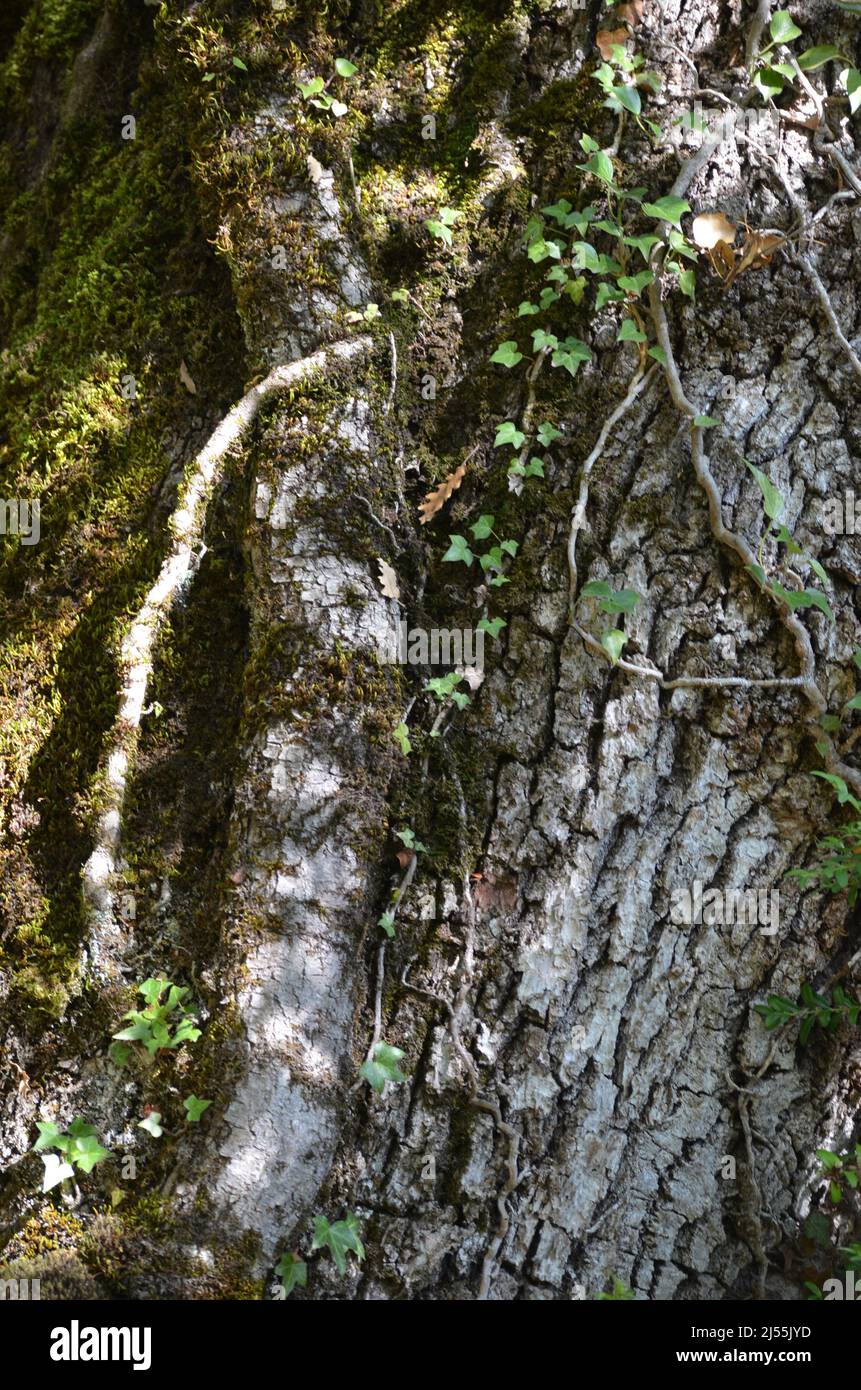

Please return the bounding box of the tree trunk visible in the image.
[1,0,860,1302]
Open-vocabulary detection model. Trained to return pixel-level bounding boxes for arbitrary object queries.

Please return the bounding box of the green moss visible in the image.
[0,3,245,1015]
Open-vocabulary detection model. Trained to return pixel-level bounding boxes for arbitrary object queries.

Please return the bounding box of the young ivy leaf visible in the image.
[183,1095,212,1123]
[478,616,506,639]
[745,461,784,521]
[138,1112,164,1138]
[797,45,841,71]
[360,1042,408,1094]
[641,196,691,228]
[310,1213,365,1276]
[601,629,628,664]
[623,233,661,262]
[393,722,411,755]
[470,514,495,540]
[298,77,325,97]
[378,911,396,939]
[490,341,524,368]
[618,319,647,344]
[537,422,562,447]
[334,57,358,77]
[617,270,653,296]
[577,150,615,185]
[527,238,563,263]
[494,421,525,448]
[769,9,802,45]
[694,414,720,428]
[33,1121,64,1152]
[275,1252,308,1296]
[442,534,474,566]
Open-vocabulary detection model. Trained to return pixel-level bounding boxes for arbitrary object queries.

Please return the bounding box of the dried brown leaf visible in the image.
[596,27,629,59]
[473,872,518,913]
[723,229,784,288]
[377,558,401,600]
[617,0,645,26]
[418,460,467,525]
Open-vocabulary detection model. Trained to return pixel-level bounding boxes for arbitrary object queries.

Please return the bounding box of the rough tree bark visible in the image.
[1,0,860,1302]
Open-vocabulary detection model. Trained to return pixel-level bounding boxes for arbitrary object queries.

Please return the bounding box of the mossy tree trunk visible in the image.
[1,0,860,1301]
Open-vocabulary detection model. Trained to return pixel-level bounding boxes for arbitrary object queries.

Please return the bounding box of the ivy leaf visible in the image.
[298,77,325,97]
[393,722,411,755]
[572,241,602,273]
[617,319,646,343]
[648,345,667,365]
[623,233,661,262]
[490,341,524,368]
[641,196,691,228]
[470,514,494,540]
[577,151,615,185]
[845,67,861,114]
[139,977,169,1005]
[275,1252,308,1295]
[395,827,427,851]
[335,57,358,77]
[425,219,453,246]
[617,270,653,296]
[532,328,559,351]
[694,414,720,428]
[183,1095,212,1123]
[541,198,573,223]
[674,266,696,299]
[41,1154,75,1192]
[442,534,474,566]
[769,9,802,44]
[378,911,396,938]
[537,422,562,447]
[311,1214,365,1276]
[33,1121,64,1152]
[518,301,540,316]
[601,628,628,664]
[754,66,785,97]
[232,56,248,71]
[138,1112,164,1138]
[70,1134,111,1172]
[360,1042,408,1094]
[797,45,841,70]
[527,238,562,263]
[595,282,625,309]
[494,421,525,448]
[747,462,785,522]
[608,83,641,115]
[478,616,506,639]
[805,554,829,585]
